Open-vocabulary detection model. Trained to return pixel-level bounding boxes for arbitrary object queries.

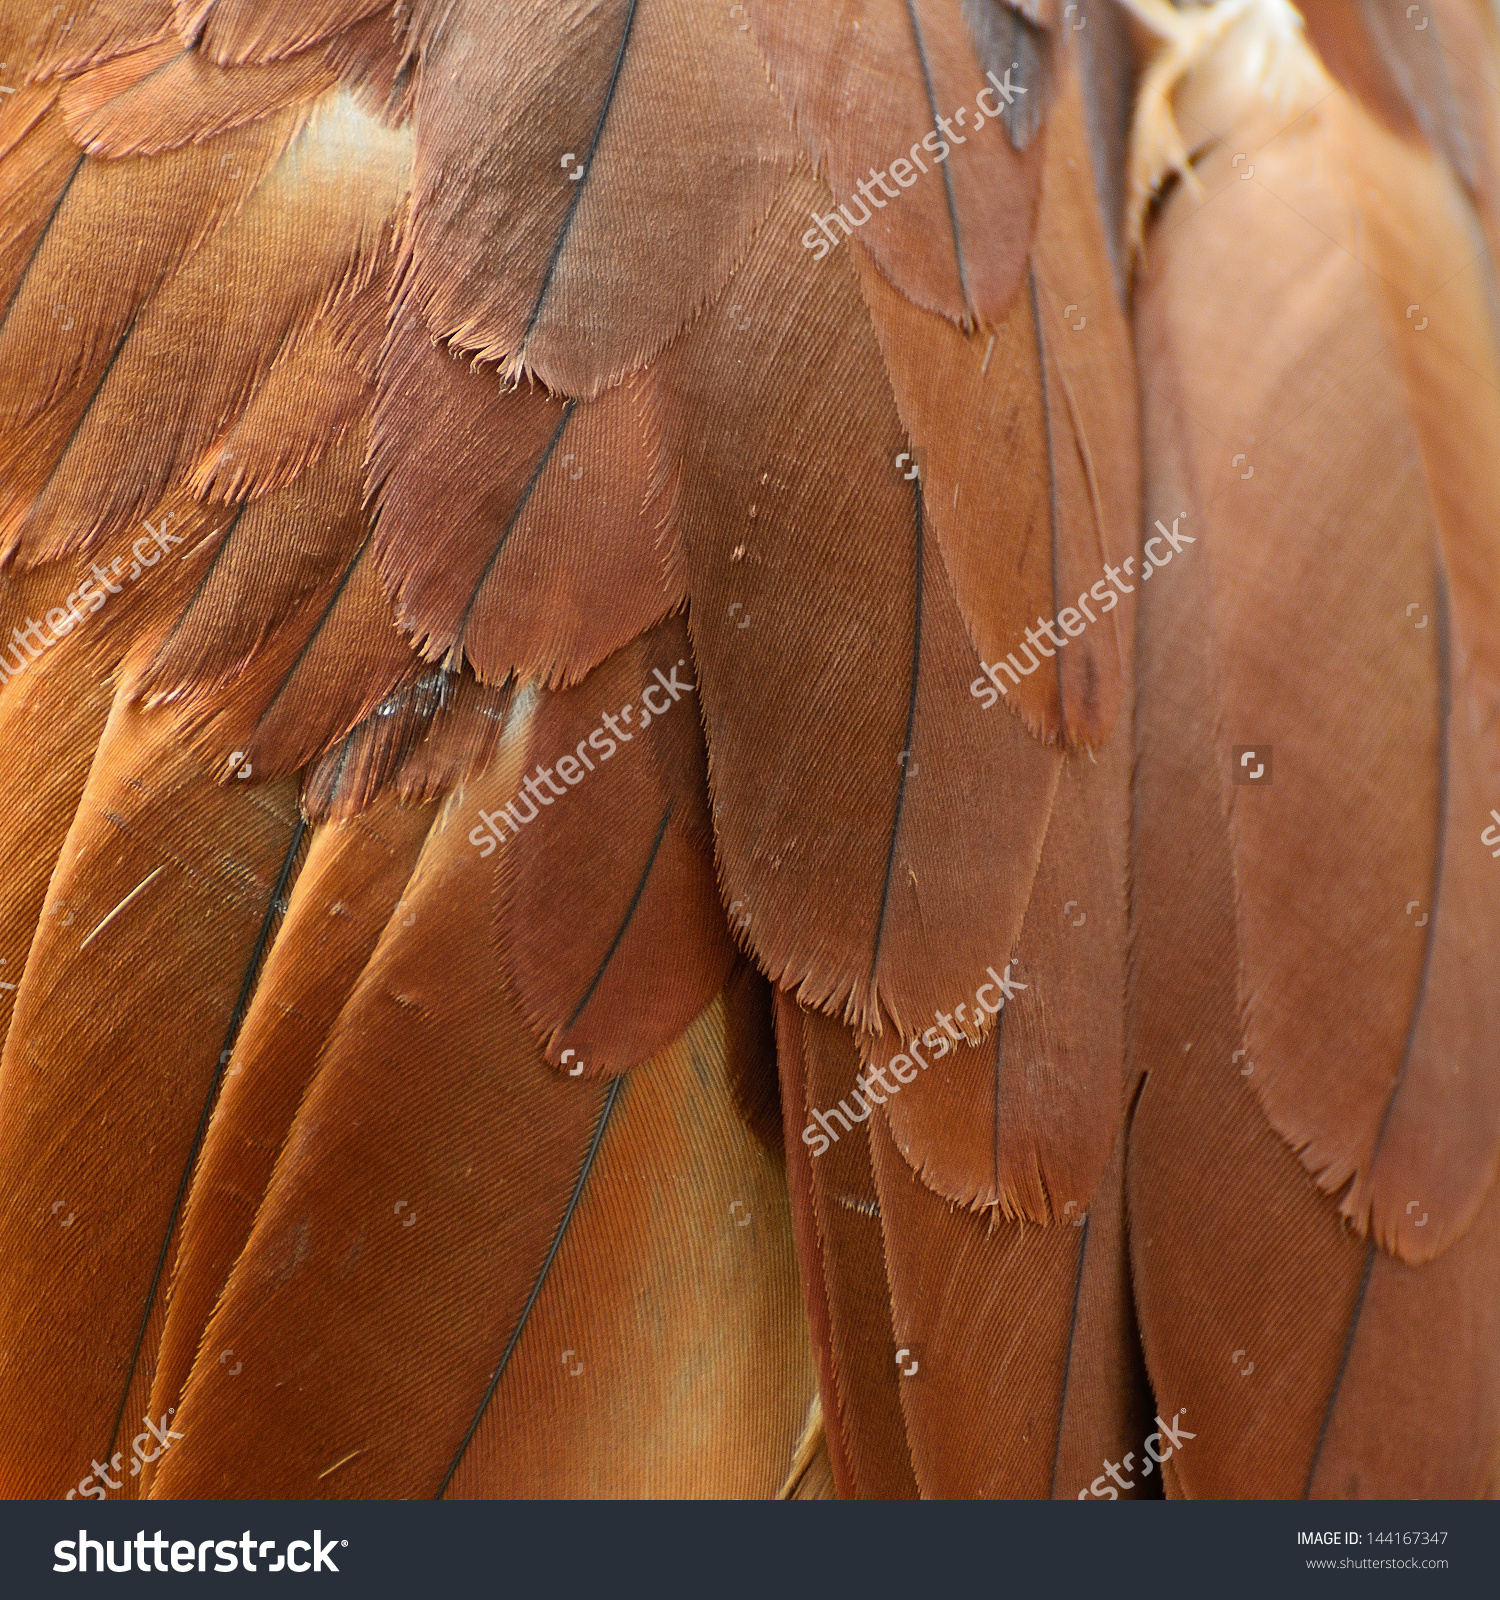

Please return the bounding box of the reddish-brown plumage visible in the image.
[142,790,436,1480]
[775,998,918,1499]
[371,322,682,688]
[399,0,798,396]
[0,698,301,1495]
[0,0,1492,1507]
[493,618,735,1077]
[747,0,1046,328]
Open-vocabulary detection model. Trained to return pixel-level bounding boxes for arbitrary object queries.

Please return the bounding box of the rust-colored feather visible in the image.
[870,1108,1152,1498]
[21,1,175,86]
[1127,1,1500,1496]
[878,731,1128,1226]
[177,0,394,68]
[371,320,682,688]
[0,696,300,1494]
[660,169,1063,1041]
[492,619,735,1076]
[0,109,296,481]
[774,997,918,1499]
[142,791,435,1477]
[746,0,1046,327]
[149,737,811,1496]
[398,0,797,396]
[61,37,338,157]
[6,92,406,569]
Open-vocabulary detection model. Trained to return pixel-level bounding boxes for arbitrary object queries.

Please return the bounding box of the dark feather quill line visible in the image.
[867,484,923,1003]
[0,154,85,337]
[904,0,974,319]
[1300,568,1451,1493]
[143,501,248,674]
[1304,1238,1377,1497]
[1047,1215,1090,1497]
[565,801,672,1031]
[514,0,641,366]
[105,812,309,1457]
[251,533,372,723]
[435,1074,626,1498]
[446,398,575,667]
[1368,563,1451,1167]
[1030,267,1069,738]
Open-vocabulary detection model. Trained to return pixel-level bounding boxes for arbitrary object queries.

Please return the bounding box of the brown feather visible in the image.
[0,620,116,1062]
[371,319,682,688]
[869,1106,1151,1497]
[149,733,810,1496]
[659,169,1062,1040]
[22,1,175,86]
[746,0,1045,327]
[392,670,515,810]
[0,100,79,313]
[300,667,453,823]
[493,618,735,1076]
[1128,11,1500,1494]
[142,790,435,1480]
[0,106,297,451]
[398,0,796,396]
[878,732,1128,1225]
[1137,80,1500,1262]
[847,243,1062,742]
[185,296,377,504]
[4,91,407,569]
[61,37,337,157]
[0,695,300,1494]
[178,0,394,68]
[128,430,420,784]
[129,432,371,708]
[149,757,614,1496]
[775,997,918,1498]
[441,997,813,1499]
